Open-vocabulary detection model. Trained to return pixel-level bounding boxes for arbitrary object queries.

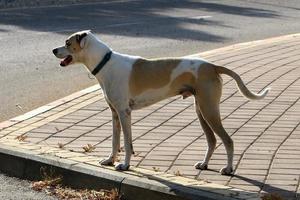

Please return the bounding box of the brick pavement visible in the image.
[1,33,300,200]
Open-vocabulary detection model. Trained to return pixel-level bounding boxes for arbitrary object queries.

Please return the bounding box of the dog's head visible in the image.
[52,30,91,67]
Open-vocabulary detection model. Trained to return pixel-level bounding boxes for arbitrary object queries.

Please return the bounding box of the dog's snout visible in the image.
[52,48,58,55]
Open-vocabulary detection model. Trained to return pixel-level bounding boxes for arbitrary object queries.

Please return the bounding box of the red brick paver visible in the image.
[1,34,300,200]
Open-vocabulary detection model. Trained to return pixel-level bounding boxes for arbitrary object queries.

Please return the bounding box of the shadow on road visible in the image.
[0,0,279,42]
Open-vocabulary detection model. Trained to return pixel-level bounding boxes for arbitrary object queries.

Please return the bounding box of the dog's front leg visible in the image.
[115,108,133,171]
[100,106,121,166]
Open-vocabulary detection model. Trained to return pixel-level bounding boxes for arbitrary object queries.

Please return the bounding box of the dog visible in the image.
[53,30,270,175]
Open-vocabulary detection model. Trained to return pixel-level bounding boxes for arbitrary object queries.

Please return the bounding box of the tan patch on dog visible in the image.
[66,35,81,53]
[195,62,222,100]
[197,63,219,81]
[129,58,181,96]
[169,72,196,96]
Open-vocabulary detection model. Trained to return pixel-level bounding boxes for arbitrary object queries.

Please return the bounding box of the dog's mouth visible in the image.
[60,55,73,67]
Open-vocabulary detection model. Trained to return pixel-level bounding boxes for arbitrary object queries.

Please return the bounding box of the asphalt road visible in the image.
[0,173,57,200]
[0,0,300,122]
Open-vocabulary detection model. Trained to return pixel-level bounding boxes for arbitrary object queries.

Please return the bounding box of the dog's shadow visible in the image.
[203,168,297,200]
[126,167,298,200]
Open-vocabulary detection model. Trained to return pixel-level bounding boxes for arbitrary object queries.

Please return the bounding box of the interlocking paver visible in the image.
[1,33,300,200]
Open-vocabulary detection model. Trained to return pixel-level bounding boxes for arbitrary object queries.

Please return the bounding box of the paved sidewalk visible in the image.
[1,33,300,200]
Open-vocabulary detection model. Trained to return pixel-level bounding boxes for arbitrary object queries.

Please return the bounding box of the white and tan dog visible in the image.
[53,30,270,175]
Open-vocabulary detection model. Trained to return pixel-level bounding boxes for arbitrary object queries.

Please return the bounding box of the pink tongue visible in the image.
[60,56,72,66]
[60,59,66,66]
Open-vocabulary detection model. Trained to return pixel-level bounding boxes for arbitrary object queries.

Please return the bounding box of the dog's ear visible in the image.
[76,32,88,48]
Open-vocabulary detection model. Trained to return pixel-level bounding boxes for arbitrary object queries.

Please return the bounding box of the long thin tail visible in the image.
[215,66,270,100]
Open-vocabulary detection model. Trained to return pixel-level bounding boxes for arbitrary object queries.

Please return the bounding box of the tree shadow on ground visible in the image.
[0,0,280,42]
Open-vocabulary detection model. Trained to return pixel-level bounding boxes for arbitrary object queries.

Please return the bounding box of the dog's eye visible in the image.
[65,41,71,47]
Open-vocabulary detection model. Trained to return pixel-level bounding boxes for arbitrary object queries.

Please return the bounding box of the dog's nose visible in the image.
[52,48,58,55]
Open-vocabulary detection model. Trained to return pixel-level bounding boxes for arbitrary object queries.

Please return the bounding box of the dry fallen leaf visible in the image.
[82,144,96,153]
[16,104,24,111]
[32,179,120,200]
[32,168,120,199]
[174,170,182,176]
[32,177,62,191]
[133,152,141,157]
[58,143,64,149]
[119,147,124,152]
[152,167,160,172]
[15,135,27,142]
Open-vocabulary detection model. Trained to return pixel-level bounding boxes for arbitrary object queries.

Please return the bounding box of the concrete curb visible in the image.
[0,142,257,200]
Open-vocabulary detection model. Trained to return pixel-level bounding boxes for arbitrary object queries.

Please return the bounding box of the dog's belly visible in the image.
[130,88,172,110]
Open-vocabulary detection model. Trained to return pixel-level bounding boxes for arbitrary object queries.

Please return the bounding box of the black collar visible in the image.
[91,51,112,76]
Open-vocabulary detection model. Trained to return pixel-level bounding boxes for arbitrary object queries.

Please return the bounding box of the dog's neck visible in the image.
[82,35,112,78]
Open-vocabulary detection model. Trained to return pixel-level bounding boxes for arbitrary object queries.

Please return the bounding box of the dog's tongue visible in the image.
[60,55,72,66]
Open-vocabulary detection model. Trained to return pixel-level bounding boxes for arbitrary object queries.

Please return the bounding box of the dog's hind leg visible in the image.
[194,100,216,170]
[200,104,233,175]
[195,76,233,175]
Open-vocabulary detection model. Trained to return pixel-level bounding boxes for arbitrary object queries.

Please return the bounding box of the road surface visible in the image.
[0,173,57,200]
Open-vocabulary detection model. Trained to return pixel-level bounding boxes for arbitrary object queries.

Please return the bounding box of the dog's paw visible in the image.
[220,166,233,175]
[100,157,114,166]
[194,162,208,170]
[115,163,130,171]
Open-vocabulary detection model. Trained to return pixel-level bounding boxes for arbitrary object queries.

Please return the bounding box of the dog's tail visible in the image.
[215,65,270,100]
